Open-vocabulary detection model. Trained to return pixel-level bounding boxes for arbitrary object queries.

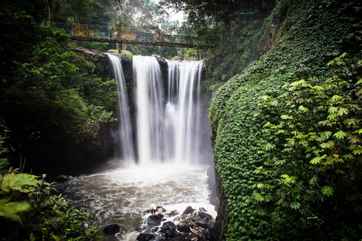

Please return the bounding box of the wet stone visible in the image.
[167,210,179,217]
[160,221,177,238]
[137,233,156,241]
[182,206,195,216]
[146,213,164,227]
[102,223,121,235]
[176,223,191,233]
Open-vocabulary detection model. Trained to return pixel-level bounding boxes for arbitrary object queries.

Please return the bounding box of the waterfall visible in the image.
[133,56,165,164]
[108,54,204,165]
[106,53,135,163]
[166,60,203,164]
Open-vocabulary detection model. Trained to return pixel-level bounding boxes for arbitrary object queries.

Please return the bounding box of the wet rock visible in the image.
[193,209,213,228]
[167,210,179,217]
[145,206,166,215]
[182,206,195,216]
[176,223,191,233]
[137,233,156,241]
[151,226,160,232]
[160,221,177,238]
[102,223,121,235]
[146,213,164,227]
[140,206,215,241]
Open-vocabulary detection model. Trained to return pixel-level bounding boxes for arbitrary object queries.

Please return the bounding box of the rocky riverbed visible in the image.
[57,164,217,241]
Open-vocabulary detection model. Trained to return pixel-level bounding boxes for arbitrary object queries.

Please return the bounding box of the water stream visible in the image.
[60,54,216,239]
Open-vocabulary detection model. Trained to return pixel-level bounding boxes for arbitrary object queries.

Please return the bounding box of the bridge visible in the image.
[59,23,214,49]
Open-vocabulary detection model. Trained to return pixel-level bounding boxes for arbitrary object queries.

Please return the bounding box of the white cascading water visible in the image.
[133,56,204,165]
[166,60,203,164]
[106,53,135,163]
[133,56,165,164]
[63,54,216,238]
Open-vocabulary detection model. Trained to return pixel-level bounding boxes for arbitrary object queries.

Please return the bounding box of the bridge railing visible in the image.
[56,22,213,48]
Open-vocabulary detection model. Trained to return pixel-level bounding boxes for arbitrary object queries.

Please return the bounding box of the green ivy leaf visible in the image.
[298,105,309,113]
[334,130,347,140]
[321,186,334,197]
[320,141,335,149]
[290,202,301,210]
[310,155,327,165]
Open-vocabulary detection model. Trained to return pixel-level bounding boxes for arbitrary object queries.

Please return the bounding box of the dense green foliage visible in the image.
[0,1,121,239]
[0,1,118,174]
[0,142,100,241]
[209,0,362,240]
[0,126,100,241]
[255,54,362,240]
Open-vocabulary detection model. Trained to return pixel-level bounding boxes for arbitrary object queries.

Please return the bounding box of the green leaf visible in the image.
[337,107,349,117]
[264,143,275,151]
[290,202,301,210]
[319,131,332,141]
[253,192,265,202]
[1,173,39,193]
[330,95,343,103]
[280,174,296,186]
[281,115,293,120]
[310,155,327,165]
[320,141,335,149]
[334,130,347,140]
[321,186,334,197]
[0,199,31,222]
[298,105,309,113]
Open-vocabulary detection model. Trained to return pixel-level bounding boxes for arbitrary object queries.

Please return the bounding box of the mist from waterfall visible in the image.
[107,54,206,166]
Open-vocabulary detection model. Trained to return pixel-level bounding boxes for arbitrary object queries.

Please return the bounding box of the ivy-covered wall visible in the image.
[209,0,362,240]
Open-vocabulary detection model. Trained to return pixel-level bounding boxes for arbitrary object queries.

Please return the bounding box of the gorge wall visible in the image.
[208,0,362,240]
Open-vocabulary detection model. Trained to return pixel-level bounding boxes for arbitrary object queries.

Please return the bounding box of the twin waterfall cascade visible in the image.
[107,54,204,166]
[62,55,216,234]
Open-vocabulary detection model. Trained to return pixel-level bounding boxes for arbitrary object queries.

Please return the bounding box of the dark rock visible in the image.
[137,233,156,241]
[168,234,192,241]
[102,223,121,235]
[145,206,166,215]
[146,213,164,227]
[152,235,166,241]
[160,221,177,238]
[168,210,179,217]
[151,226,159,232]
[182,206,195,216]
[193,209,213,229]
[55,174,72,182]
[176,223,191,233]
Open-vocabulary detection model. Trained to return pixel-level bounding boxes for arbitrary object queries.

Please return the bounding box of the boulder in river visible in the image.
[137,206,215,241]
[102,223,121,235]
[160,221,177,238]
[146,213,164,227]
[182,206,195,216]
[137,233,156,241]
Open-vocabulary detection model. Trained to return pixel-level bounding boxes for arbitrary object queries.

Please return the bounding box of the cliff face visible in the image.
[208,0,362,240]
